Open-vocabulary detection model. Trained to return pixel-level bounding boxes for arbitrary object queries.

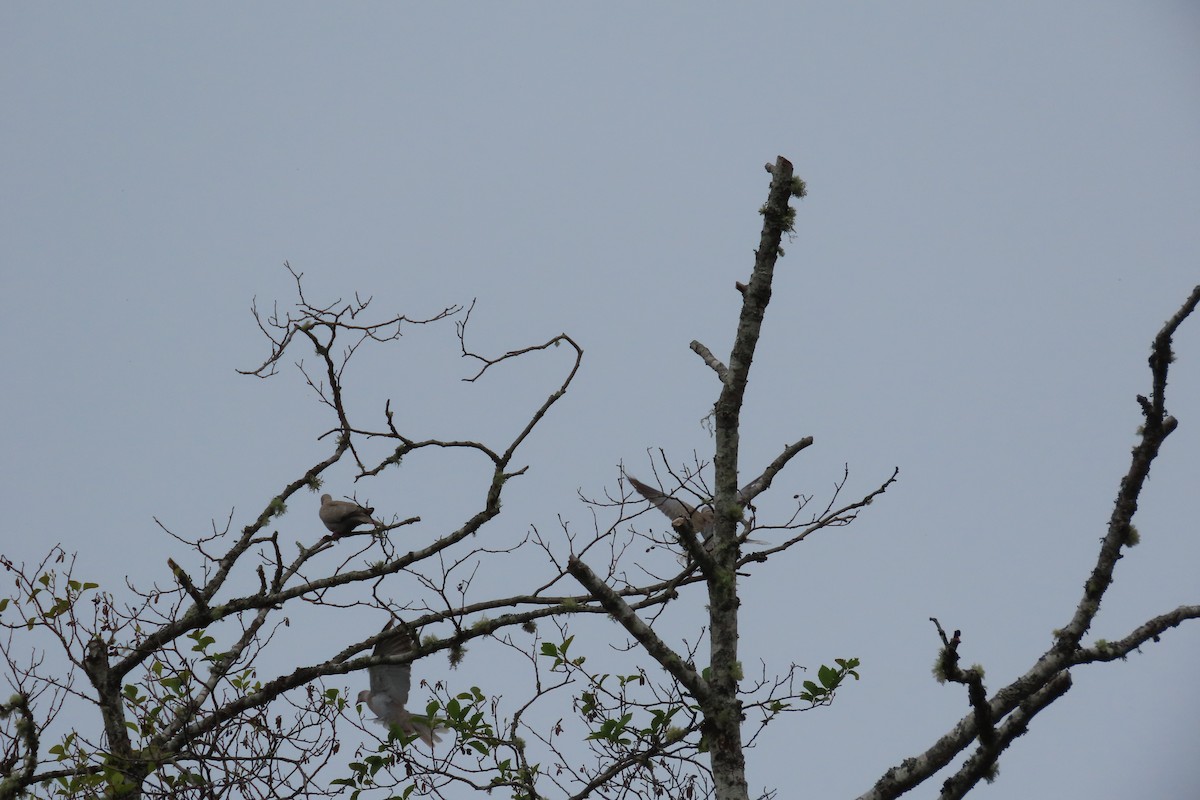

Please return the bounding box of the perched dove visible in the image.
[319,494,379,535]
[358,620,441,746]
[624,471,765,545]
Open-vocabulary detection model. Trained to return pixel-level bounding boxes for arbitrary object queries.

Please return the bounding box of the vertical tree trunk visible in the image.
[706,155,799,800]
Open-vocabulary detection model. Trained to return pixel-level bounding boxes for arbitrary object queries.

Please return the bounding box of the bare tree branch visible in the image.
[2,170,1192,800]
[566,556,710,705]
[858,285,1200,800]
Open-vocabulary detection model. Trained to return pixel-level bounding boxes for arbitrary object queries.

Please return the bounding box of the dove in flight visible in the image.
[624,471,765,545]
[319,494,379,535]
[358,620,441,746]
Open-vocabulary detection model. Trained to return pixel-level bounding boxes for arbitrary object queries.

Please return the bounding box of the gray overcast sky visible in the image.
[3,4,1199,798]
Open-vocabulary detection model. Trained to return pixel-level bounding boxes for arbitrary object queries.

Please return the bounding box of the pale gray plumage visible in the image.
[624,471,765,545]
[625,473,717,539]
[358,620,440,746]
[319,494,378,535]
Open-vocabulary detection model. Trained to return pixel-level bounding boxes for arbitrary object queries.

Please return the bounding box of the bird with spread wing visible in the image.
[358,620,441,746]
[623,470,766,545]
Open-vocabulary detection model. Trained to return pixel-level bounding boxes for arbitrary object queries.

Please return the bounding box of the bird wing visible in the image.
[320,495,377,533]
[368,620,413,707]
[624,473,696,522]
[626,472,768,545]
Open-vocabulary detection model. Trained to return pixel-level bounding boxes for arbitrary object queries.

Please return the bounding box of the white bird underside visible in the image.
[359,620,441,746]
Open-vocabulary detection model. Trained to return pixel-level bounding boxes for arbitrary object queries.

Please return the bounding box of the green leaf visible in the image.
[46,598,71,619]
